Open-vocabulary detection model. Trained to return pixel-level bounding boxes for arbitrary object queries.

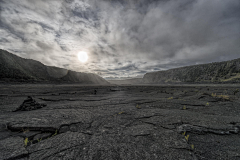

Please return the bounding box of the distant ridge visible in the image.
[0,49,109,84]
[143,58,240,84]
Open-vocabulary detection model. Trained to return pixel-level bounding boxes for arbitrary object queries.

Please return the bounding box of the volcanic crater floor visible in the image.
[0,84,240,160]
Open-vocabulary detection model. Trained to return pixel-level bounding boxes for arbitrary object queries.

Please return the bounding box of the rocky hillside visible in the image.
[0,49,109,84]
[143,58,240,84]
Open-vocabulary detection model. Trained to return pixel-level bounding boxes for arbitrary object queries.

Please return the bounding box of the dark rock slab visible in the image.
[1,84,240,159]
[177,124,239,135]
[83,130,195,160]
[16,131,41,139]
[27,131,88,159]
[123,124,153,136]
[5,109,94,131]
[0,136,28,160]
[33,133,52,141]
[59,125,69,133]
[0,123,12,140]
[13,96,46,111]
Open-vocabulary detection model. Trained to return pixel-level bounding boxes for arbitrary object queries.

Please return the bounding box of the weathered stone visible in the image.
[17,131,41,139]
[28,132,88,159]
[33,133,52,141]
[123,124,153,136]
[59,126,69,133]
[13,96,47,111]
[0,136,28,160]
[69,124,78,132]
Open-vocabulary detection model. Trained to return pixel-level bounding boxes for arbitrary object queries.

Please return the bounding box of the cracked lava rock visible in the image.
[13,96,46,112]
[1,84,240,160]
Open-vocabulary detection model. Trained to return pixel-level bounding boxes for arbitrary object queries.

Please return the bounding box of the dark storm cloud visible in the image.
[0,0,240,79]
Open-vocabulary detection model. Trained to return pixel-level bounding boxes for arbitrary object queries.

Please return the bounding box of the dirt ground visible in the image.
[0,84,240,160]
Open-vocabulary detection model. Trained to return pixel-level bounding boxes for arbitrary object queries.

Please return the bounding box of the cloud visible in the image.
[0,0,240,79]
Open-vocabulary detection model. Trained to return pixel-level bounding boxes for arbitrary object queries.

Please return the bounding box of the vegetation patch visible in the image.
[182,105,187,110]
[24,138,28,146]
[221,73,240,82]
[136,104,141,109]
[211,93,230,101]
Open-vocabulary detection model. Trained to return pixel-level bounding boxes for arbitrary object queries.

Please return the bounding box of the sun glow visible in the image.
[78,51,88,63]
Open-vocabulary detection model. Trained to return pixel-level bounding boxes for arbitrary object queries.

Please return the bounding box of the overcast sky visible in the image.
[0,0,240,79]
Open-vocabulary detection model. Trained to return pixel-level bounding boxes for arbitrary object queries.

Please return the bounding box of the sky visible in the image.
[0,0,240,80]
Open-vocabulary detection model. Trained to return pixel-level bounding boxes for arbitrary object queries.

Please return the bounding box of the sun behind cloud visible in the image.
[78,51,88,63]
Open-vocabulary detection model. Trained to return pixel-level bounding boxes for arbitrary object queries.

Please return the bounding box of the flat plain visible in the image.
[0,84,240,160]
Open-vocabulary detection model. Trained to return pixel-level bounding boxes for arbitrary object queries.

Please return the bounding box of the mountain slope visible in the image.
[0,49,109,84]
[143,59,240,84]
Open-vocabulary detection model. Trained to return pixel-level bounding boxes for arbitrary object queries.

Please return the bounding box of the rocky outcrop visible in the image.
[13,96,46,112]
[0,49,109,84]
[143,58,240,84]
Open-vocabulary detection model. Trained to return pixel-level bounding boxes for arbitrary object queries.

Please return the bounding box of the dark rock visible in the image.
[24,96,33,103]
[69,124,77,132]
[59,126,69,133]
[27,132,88,159]
[0,131,12,140]
[13,96,47,111]
[0,137,28,160]
[123,124,153,136]
[0,124,7,131]
[17,131,41,139]
[1,85,240,160]
[33,133,52,141]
